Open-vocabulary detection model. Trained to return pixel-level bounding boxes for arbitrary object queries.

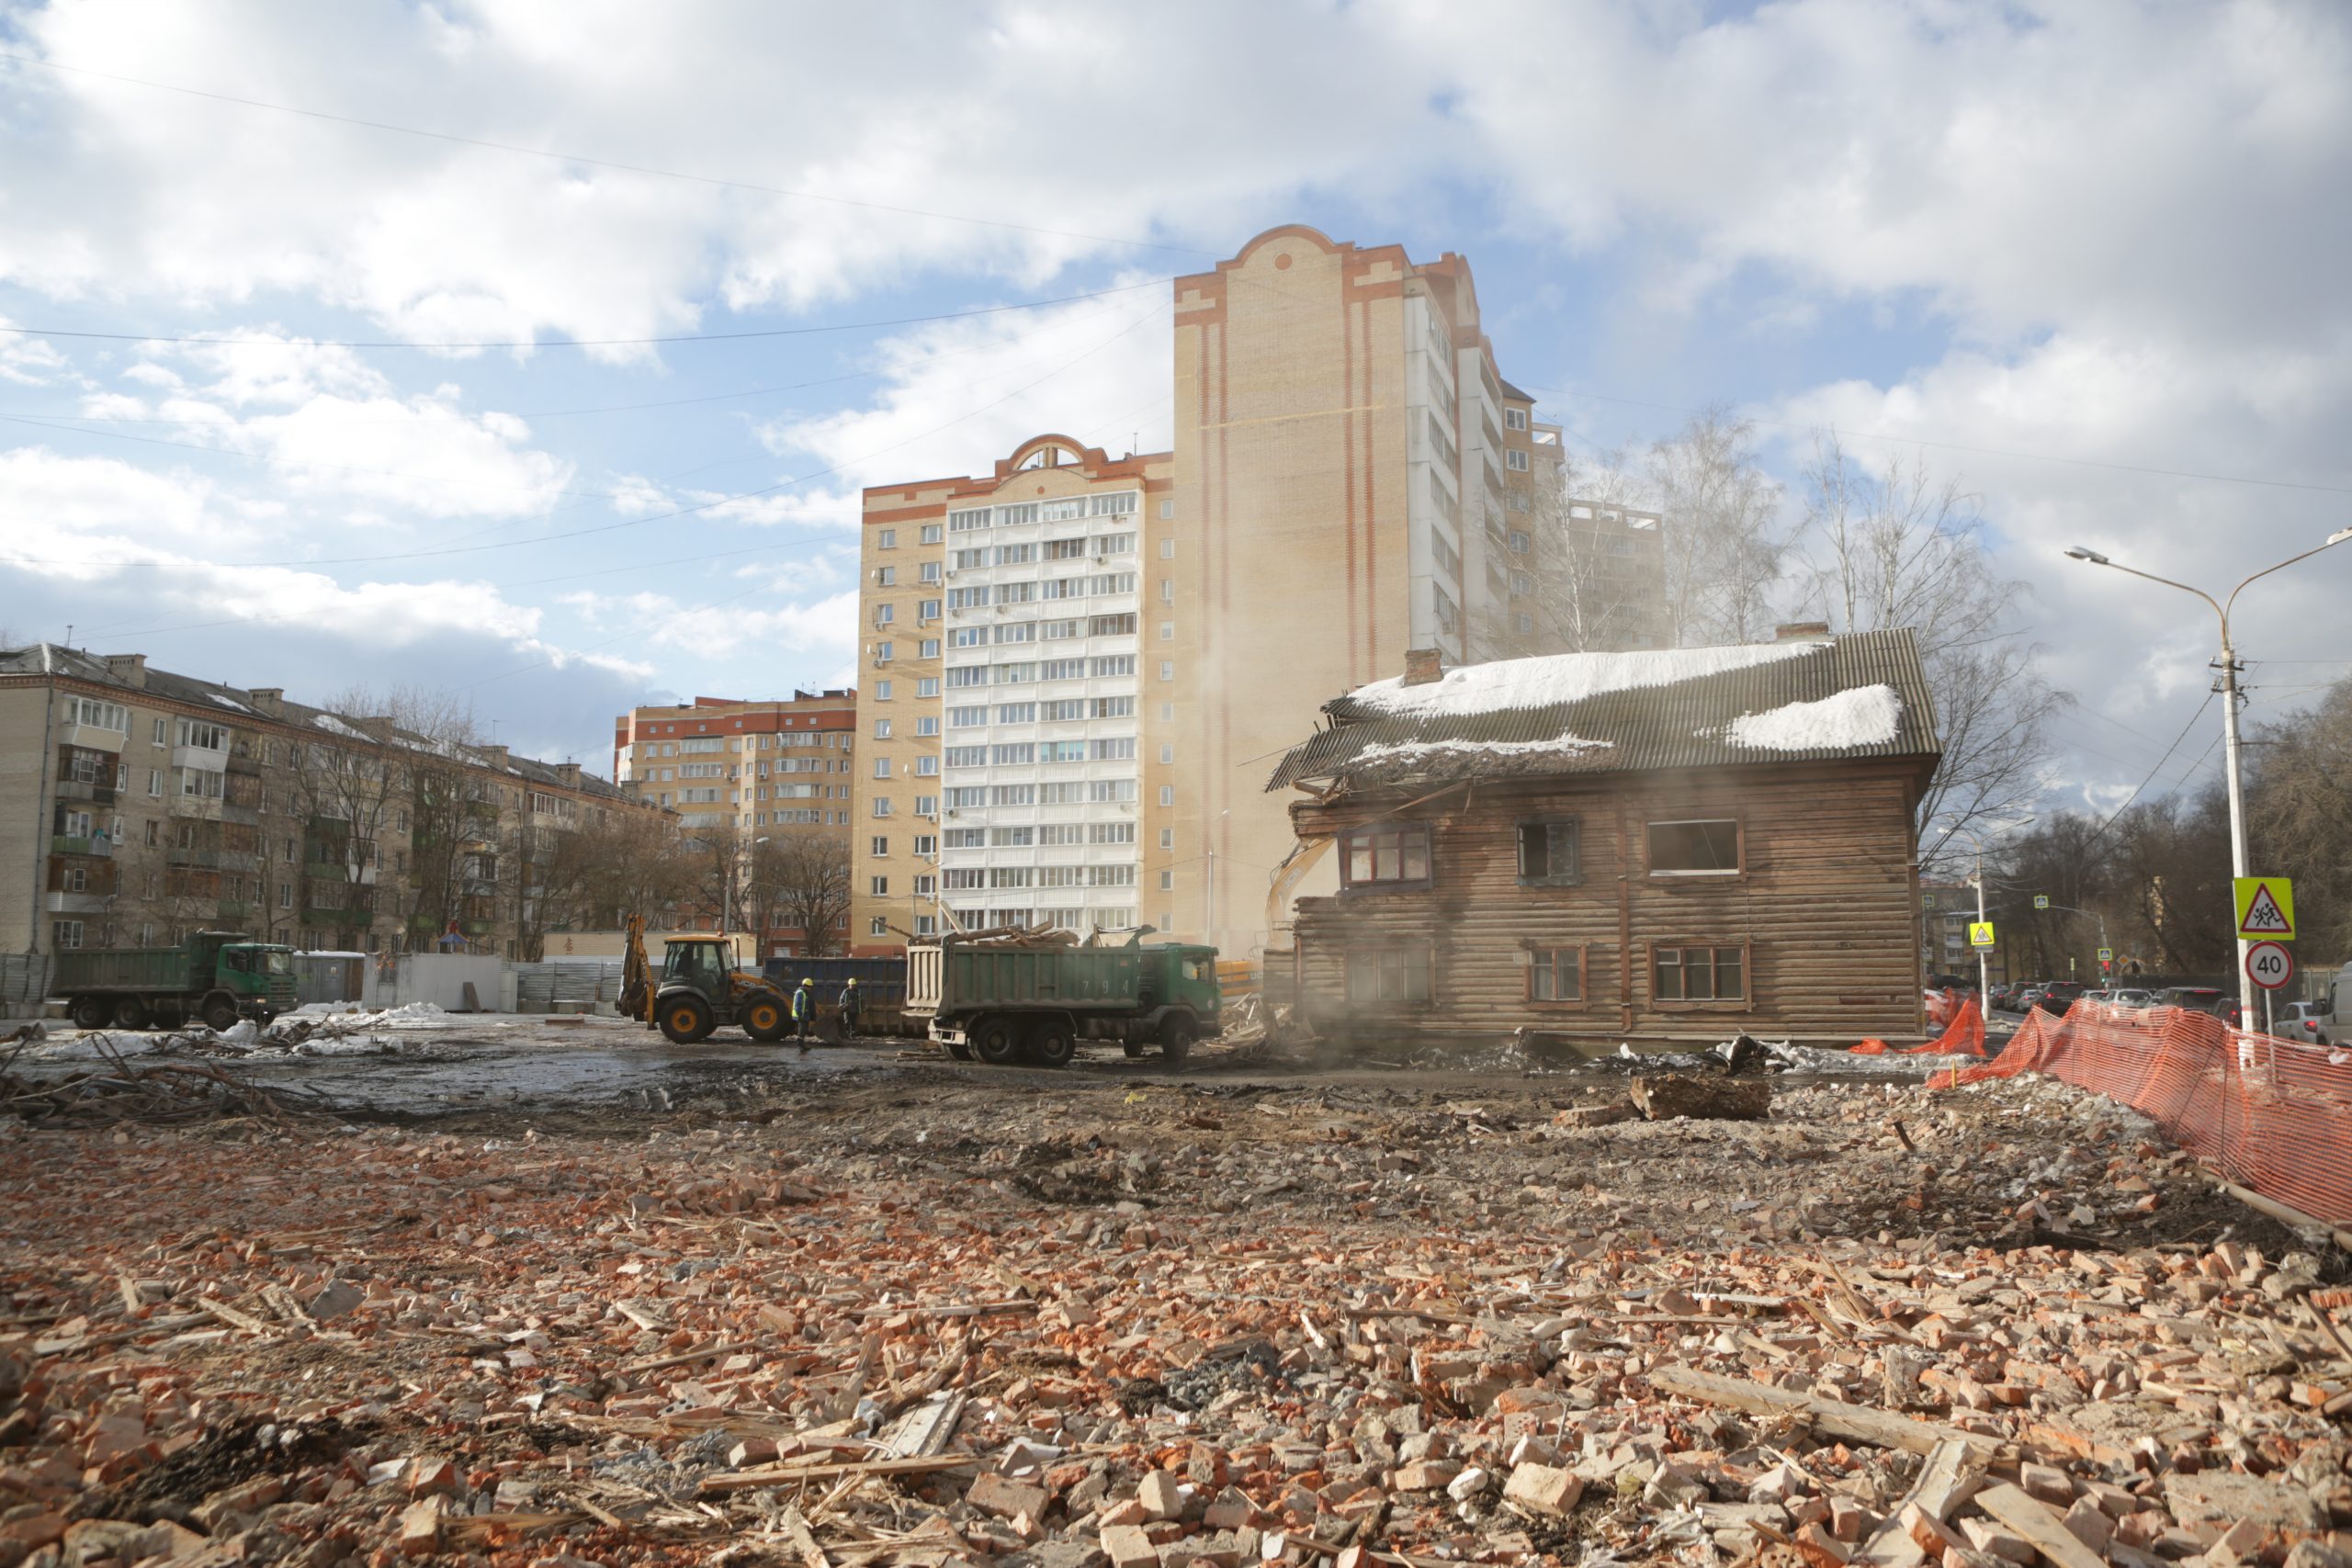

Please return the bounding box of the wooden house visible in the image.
[1264,628,1942,1046]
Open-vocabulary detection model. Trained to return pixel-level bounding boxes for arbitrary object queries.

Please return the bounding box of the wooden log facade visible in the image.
[1285,759,1931,1045]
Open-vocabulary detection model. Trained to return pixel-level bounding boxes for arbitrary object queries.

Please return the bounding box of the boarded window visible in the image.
[1516,819,1579,885]
[1347,948,1432,1004]
[1341,824,1431,889]
[1647,819,1740,875]
[1528,947,1582,1002]
[1654,944,1747,1002]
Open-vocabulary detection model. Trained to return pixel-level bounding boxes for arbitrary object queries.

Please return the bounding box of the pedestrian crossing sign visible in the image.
[2233,878,2295,941]
[1968,921,1996,949]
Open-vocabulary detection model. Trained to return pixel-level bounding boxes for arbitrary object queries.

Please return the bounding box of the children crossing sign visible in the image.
[2233,878,2296,941]
[1968,921,1996,949]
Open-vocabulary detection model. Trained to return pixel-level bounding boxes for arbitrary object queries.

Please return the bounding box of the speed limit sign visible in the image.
[2245,941,2295,990]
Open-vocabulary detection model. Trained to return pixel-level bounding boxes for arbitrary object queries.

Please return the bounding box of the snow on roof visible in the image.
[205,692,254,713]
[1352,736,1611,769]
[1724,684,1903,752]
[310,713,374,741]
[1348,639,1826,720]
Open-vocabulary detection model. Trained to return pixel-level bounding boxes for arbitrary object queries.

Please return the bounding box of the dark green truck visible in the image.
[52,932,298,1032]
[906,931,1220,1066]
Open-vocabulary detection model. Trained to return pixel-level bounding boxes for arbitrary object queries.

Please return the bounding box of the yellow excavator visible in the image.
[619,914,796,1044]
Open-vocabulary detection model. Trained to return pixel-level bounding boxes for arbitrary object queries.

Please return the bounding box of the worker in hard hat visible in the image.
[837,976,863,1040]
[791,977,816,1049]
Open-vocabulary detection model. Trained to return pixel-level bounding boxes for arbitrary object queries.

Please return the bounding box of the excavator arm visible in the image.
[619,913,654,1025]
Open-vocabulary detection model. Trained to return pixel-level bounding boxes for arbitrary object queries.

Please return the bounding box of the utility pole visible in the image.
[2066,528,2352,1033]
[1973,846,1990,1006]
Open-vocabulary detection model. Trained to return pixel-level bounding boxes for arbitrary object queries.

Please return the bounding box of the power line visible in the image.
[2068,693,2218,862]
[1523,382,2352,498]
[0,51,1212,263]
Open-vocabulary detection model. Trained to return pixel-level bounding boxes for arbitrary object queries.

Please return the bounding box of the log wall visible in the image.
[1285,761,1928,1046]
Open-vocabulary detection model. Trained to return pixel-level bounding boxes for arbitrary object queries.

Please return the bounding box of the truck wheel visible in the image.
[945,1039,973,1061]
[113,998,151,1031]
[70,995,109,1031]
[741,995,789,1043]
[659,996,715,1044]
[1027,1021,1077,1068]
[201,995,241,1033]
[1122,1038,1145,1058]
[1160,1015,1195,1066]
[972,1016,1023,1066]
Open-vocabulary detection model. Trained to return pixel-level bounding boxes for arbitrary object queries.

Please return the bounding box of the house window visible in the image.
[870,918,888,937]
[921,524,943,545]
[1346,948,1432,1005]
[52,919,85,950]
[876,566,897,586]
[1654,944,1747,1003]
[870,876,888,897]
[1527,946,1583,1003]
[1647,819,1741,876]
[1505,407,1529,432]
[870,836,889,857]
[1516,819,1579,886]
[874,718,892,738]
[1509,529,1530,554]
[1341,823,1431,889]
[876,529,897,550]
[1506,448,1531,472]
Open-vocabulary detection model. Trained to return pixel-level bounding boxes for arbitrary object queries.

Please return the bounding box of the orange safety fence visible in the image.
[1851,997,1986,1057]
[1927,1000,2352,1228]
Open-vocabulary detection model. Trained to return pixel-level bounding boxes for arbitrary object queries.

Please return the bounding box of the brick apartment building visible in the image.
[2,644,640,963]
[849,224,1666,955]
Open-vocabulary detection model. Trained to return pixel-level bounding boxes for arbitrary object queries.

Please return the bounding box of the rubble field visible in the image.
[4,1062,2348,1568]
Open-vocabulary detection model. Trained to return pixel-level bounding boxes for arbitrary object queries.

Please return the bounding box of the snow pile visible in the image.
[1351,735,1611,771]
[25,1029,167,1061]
[1724,684,1901,752]
[1350,639,1826,719]
[299,1001,480,1032]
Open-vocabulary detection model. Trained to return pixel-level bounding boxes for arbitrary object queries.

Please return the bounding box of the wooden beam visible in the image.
[1973,1484,2108,1568]
[1647,1366,2000,1459]
[697,1453,978,1496]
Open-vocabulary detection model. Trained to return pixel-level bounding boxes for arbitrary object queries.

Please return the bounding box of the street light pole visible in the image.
[2065,528,2352,1032]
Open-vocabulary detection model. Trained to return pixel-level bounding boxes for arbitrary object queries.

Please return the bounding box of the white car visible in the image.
[2278,1002,2332,1046]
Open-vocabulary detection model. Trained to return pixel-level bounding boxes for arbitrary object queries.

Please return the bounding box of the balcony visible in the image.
[60,722,126,753]
[51,834,113,858]
[168,795,223,820]
[221,803,261,826]
[43,891,110,916]
[218,900,257,921]
[53,777,119,805]
[461,919,492,937]
[167,847,222,868]
[220,851,263,874]
[171,745,230,773]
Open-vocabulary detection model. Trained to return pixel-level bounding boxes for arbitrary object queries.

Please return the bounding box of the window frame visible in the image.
[1344,946,1434,1009]
[1339,821,1434,893]
[1514,818,1581,887]
[1648,941,1752,1010]
[1645,816,1745,880]
[1522,942,1588,1009]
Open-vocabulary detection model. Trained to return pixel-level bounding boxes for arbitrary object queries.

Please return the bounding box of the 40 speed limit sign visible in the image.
[2245,941,2295,991]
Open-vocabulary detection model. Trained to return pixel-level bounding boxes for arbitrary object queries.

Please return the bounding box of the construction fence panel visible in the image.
[1930,1000,2352,1226]
[514,961,628,1014]
[0,953,49,1014]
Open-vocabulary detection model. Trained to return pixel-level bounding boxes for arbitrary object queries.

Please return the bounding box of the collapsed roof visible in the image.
[1265,629,1941,790]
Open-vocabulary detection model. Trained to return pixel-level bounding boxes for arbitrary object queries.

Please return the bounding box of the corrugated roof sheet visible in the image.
[1266,629,1940,790]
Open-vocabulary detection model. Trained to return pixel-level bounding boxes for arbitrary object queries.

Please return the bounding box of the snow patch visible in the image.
[309,714,375,741]
[1351,735,1611,771]
[1723,685,1902,752]
[205,692,254,714]
[1350,640,1826,720]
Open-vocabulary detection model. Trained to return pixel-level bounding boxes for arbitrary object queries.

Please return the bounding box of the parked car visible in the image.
[2034,981,2087,1015]
[2278,1002,2332,1046]
[2015,986,2047,1012]
[2111,987,2154,1007]
[2160,987,2228,1013]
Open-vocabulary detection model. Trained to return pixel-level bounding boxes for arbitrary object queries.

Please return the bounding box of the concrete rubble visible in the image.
[3,1065,2349,1568]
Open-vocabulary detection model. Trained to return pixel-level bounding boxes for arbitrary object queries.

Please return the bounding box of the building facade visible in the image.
[3,645,639,962]
[852,436,1170,952]
[613,692,856,832]
[850,225,1671,957]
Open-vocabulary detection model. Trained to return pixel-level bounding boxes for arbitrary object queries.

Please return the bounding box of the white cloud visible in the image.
[0,321,74,387]
[561,585,859,663]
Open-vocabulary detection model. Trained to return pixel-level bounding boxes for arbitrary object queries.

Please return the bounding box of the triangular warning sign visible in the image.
[2241,883,2291,935]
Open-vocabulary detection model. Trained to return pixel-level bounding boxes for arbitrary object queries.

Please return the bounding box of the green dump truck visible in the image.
[51,931,298,1032]
[906,931,1220,1066]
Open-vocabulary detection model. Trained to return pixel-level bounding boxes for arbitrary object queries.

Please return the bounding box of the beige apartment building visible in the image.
[1,644,637,966]
[852,224,1667,957]
[613,692,856,832]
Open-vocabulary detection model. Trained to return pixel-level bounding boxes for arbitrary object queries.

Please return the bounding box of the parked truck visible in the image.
[51,931,297,1032]
[906,932,1220,1066]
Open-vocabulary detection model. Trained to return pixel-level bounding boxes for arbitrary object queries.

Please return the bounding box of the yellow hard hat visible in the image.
[847,977,858,987]
[800,977,813,986]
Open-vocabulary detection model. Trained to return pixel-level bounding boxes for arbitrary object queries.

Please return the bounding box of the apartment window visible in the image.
[875,566,897,587]
[146,769,163,797]
[1514,612,1535,635]
[1341,823,1431,890]
[1528,946,1584,1003]
[1516,819,1580,885]
[1648,819,1742,876]
[1159,703,1173,722]
[872,798,893,818]
[873,758,893,778]
[915,716,940,736]
[871,836,889,857]
[1159,829,1173,850]
[1159,500,1175,521]
[920,644,940,663]
[1346,948,1432,1006]
[1506,448,1531,472]
[1159,744,1175,764]
[873,718,892,739]
[1158,785,1174,807]
[870,876,888,897]
[1159,870,1173,891]
[1509,529,1530,554]
[1653,944,1747,1004]
[870,918,888,937]
[920,561,942,584]
[913,794,936,815]
[921,523,944,545]
[875,641,894,661]
[876,528,898,550]
[1159,660,1174,682]
[1159,621,1174,641]
[278,882,293,908]
[913,834,937,855]
[1505,407,1529,432]
[51,919,85,950]
[874,602,895,624]
[152,717,166,746]
[918,598,941,621]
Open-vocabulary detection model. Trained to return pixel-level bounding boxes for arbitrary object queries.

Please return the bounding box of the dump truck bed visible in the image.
[51,947,202,995]
[909,942,1148,1017]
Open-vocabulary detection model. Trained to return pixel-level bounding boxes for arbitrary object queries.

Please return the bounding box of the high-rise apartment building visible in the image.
[2,644,639,963]
[613,692,857,832]
[851,224,1665,956]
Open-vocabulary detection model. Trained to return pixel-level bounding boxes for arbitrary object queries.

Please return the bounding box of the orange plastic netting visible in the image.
[1927,999,2352,1226]
[1851,997,1985,1057]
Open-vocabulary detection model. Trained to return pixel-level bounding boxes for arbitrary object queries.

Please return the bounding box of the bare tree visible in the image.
[284,691,414,950]
[757,828,852,956]
[1505,442,1662,656]
[1647,410,1792,648]
[1796,436,2067,874]
[2247,676,2352,956]
[571,807,693,930]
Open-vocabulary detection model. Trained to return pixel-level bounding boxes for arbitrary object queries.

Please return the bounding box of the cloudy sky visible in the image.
[2,0,2346,809]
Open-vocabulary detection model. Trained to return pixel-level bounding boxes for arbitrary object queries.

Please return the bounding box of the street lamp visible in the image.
[2064,528,2352,1029]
